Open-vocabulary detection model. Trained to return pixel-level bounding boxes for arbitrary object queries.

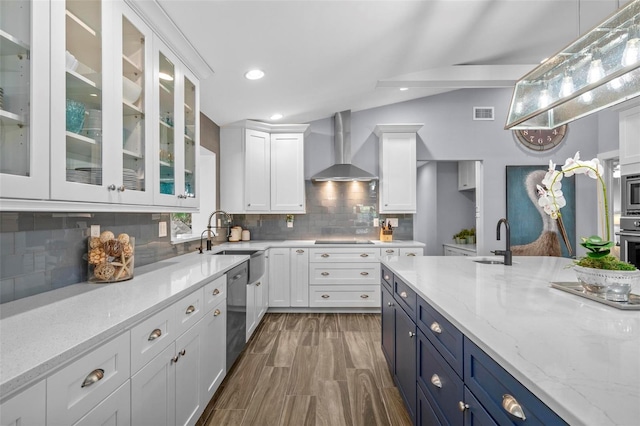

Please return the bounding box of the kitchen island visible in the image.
[381,255,640,426]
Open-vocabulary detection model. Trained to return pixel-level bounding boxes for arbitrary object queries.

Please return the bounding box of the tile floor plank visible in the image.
[343,331,375,370]
[315,337,347,381]
[287,345,319,395]
[381,387,413,426]
[346,368,391,426]
[266,331,301,367]
[315,380,353,426]
[205,409,246,425]
[214,353,268,409]
[242,366,290,426]
[280,395,317,426]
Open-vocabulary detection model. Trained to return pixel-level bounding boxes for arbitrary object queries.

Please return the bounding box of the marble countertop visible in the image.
[212,239,425,249]
[381,255,640,426]
[0,252,249,398]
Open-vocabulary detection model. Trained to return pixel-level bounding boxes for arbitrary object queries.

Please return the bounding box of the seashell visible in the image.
[123,243,134,258]
[117,233,130,244]
[104,239,123,257]
[89,237,102,249]
[99,231,115,243]
[94,263,116,281]
[89,247,107,265]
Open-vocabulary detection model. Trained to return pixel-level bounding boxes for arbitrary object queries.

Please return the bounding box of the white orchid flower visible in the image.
[561,152,581,176]
[585,158,604,179]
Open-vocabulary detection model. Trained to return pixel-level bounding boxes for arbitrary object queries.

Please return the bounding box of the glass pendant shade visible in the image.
[506,0,640,129]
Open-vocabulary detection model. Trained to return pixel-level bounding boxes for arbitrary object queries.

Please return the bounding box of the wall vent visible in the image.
[473,107,494,121]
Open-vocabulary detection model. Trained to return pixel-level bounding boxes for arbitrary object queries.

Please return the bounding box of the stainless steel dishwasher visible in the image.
[225,261,248,370]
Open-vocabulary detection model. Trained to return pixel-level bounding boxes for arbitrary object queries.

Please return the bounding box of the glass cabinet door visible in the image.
[0,0,50,200]
[184,75,196,199]
[158,51,175,197]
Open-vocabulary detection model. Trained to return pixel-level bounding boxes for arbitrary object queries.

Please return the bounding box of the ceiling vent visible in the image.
[473,107,494,121]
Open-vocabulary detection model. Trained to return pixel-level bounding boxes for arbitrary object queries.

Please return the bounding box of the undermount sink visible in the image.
[474,259,505,265]
[468,256,518,265]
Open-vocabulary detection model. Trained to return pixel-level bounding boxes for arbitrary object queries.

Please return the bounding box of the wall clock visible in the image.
[513,124,568,151]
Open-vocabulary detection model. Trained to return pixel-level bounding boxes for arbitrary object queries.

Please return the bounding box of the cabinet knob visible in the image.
[360,294,369,299]
[385,203,389,206]
[360,253,369,257]
[387,302,394,307]
[321,253,330,258]
[296,249,304,253]
[430,374,442,388]
[321,272,330,276]
[213,288,220,295]
[256,281,261,286]
[148,328,162,341]
[247,203,251,207]
[185,305,196,314]
[299,204,303,207]
[171,355,180,364]
[400,291,408,298]
[179,349,186,356]
[117,185,125,192]
[406,253,416,257]
[458,401,470,412]
[502,394,526,420]
[360,271,369,276]
[408,331,415,338]
[177,194,186,199]
[321,294,330,298]
[213,309,221,317]
[81,369,105,388]
[107,184,116,191]
[430,322,442,334]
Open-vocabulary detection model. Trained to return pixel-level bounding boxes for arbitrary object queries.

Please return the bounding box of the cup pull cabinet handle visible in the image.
[212,288,220,295]
[430,374,442,388]
[148,328,162,341]
[321,272,330,276]
[321,294,330,298]
[360,272,369,276]
[185,305,196,314]
[321,254,330,258]
[384,275,390,280]
[360,294,369,299]
[81,369,105,388]
[360,253,369,257]
[430,322,442,334]
[400,291,408,298]
[386,249,394,253]
[502,394,526,420]
[407,253,416,257]
[296,249,304,253]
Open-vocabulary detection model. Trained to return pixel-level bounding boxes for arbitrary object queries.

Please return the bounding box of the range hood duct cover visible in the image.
[311,110,378,182]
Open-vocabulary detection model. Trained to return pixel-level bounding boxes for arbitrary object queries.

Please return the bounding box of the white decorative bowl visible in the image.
[574,265,640,301]
[123,77,142,104]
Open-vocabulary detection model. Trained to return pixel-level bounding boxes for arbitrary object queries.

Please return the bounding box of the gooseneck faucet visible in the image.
[199,210,232,253]
[492,218,512,265]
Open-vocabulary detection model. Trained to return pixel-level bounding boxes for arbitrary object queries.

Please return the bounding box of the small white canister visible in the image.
[241,229,251,241]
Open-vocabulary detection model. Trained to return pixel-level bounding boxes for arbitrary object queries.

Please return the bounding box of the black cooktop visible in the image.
[314,240,374,245]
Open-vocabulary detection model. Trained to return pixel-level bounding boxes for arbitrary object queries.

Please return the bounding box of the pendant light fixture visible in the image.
[505,0,640,130]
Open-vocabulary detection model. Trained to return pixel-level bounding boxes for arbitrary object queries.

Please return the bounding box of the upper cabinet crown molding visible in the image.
[225,120,310,136]
[374,124,423,136]
[124,0,213,80]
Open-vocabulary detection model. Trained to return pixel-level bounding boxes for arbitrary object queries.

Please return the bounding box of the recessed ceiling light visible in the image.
[159,72,174,81]
[399,87,409,91]
[270,113,283,120]
[245,69,265,80]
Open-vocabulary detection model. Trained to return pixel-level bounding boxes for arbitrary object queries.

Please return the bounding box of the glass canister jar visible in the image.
[88,232,135,283]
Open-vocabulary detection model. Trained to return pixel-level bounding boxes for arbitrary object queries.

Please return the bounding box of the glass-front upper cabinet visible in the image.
[153,39,199,208]
[0,0,50,200]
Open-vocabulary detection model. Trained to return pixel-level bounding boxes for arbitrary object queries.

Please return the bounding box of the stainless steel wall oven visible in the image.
[619,217,640,269]
[622,174,640,215]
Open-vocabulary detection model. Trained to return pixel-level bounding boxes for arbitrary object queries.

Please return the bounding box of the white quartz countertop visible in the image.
[0,252,249,397]
[381,255,640,426]
[212,239,425,249]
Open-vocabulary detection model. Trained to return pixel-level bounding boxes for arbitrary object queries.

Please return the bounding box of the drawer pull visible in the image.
[384,274,390,280]
[214,309,221,316]
[81,369,104,388]
[321,253,330,258]
[502,394,526,420]
[148,328,162,341]
[180,349,186,356]
[458,401,470,412]
[408,331,415,338]
[360,253,369,257]
[256,281,262,286]
[386,249,394,253]
[321,294,330,298]
[321,272,330,276]
[296,249,304,253]
[185,305,196,314]
[387,302,394,307]
[430,374,442,388]
[430,322,442,334]
[212,288,220,295]
[400,291,408,298]
[360,271,369,276]
[406,253,416,257]
[360,294,369,299]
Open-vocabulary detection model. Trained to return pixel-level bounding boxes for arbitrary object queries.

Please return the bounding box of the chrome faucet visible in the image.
[492,218,512,265]
[199,210,232,253]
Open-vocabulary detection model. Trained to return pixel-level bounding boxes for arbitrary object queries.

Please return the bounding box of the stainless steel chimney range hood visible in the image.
[311,110,378,182]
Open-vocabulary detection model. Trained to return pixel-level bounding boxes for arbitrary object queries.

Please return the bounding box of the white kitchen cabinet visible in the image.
[620,105,640,175]
[73,381,131,426]
[174,318,203,426]
[399,247,423,256]
[131,344,176,426]
[130,303,176,374]
[220,121,309,214]
[271,134,305,212]
[458,160,477,191]
[309,285,380,308]
[290,248,309,307]
[201,298,226,401]
[0,380,46,426]
[0,0,51,200]
[443,244,476,256]
[375,124,423,214]
[247,275,267,341]
[47,332,131,426]
[268,247,291,307]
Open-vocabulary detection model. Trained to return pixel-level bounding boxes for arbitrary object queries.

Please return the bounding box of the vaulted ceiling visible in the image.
[157,0,628,126]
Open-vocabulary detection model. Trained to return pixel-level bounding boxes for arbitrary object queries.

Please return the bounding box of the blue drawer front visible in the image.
[381,265,393,292]
[418,382,443,426]
[417,329,464,426]
[417,296,464,378]
[394,276,417,320]
[394,303,417,422]
[464,387,498,426]
[464,337,568,426]
[381,285,395,371]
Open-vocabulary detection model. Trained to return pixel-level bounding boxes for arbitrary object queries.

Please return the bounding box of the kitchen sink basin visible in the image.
[469,256,518,265]
[473,259,505,264]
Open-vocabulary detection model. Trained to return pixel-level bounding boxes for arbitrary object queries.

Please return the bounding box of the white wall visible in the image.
[305,87,613,256]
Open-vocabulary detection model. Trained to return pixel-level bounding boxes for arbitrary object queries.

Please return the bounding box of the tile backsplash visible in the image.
[0,181,413,303]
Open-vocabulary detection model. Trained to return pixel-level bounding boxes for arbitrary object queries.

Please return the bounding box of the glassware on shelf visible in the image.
[66,99,85,133]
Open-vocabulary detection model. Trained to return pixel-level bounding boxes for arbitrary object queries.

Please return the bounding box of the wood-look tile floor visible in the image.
[197,313,412,426]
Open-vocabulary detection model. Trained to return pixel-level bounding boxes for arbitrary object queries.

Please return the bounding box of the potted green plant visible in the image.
[453,230,465,244]
[538,151,638,301]
[466,227,476,244]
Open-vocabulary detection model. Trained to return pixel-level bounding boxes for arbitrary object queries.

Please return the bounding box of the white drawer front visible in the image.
[380,247,400,255]
[131,304,176,374]
[73,381,131,426]
[204,275,227,312]
[309,285,381,307]
[309,263,381,285]
[400,248,423,256]
[309,248,379,263]
[175,288,205,337]
[47,332,130,426]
